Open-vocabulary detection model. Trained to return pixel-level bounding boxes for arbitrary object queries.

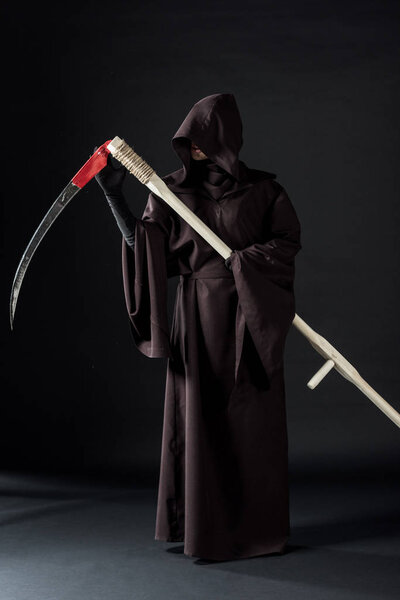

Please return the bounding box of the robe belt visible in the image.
[180,267,234,280]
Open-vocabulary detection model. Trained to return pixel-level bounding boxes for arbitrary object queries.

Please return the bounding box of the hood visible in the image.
[171,93,245,186]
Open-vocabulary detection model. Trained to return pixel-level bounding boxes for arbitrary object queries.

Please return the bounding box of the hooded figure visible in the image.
[118,93,302,561]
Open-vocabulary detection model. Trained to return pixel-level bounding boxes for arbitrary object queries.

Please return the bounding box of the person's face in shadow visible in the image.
[190,141,208,161]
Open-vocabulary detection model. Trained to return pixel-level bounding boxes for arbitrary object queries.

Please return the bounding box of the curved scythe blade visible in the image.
[10,140,112,329]
[10,181,80,329]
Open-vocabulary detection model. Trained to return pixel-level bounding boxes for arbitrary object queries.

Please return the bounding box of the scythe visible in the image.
[9,136,400,429]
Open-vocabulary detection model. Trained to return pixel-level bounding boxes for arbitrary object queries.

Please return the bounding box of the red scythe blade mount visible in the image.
[71,141,111,188]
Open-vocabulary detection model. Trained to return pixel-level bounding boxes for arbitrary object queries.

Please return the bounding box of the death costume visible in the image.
[96,93,302,561]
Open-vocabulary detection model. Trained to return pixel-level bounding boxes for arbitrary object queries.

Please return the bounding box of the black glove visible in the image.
[224,256,233,271]
[94,147,127,197]
[93,146,137,248]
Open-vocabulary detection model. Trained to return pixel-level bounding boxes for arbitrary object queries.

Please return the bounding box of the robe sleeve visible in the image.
[229,185,302,379]
[121,191,176,359]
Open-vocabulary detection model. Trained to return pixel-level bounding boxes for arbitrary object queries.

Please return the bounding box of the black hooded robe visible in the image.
[121,93,302,561]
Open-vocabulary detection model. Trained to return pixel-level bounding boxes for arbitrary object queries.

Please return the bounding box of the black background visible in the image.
[2,0,399,484]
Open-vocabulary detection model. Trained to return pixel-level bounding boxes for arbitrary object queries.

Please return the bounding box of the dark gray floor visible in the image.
[0,467,399,600]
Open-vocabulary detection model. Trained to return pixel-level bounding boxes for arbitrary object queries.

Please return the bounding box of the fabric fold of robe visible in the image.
[121,216,172,359]
[230,187,300,381]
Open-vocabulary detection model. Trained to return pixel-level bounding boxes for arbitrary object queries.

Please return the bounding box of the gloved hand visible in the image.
[93,145,136,248]
[93,146,127,197]
[224,256,233,271]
